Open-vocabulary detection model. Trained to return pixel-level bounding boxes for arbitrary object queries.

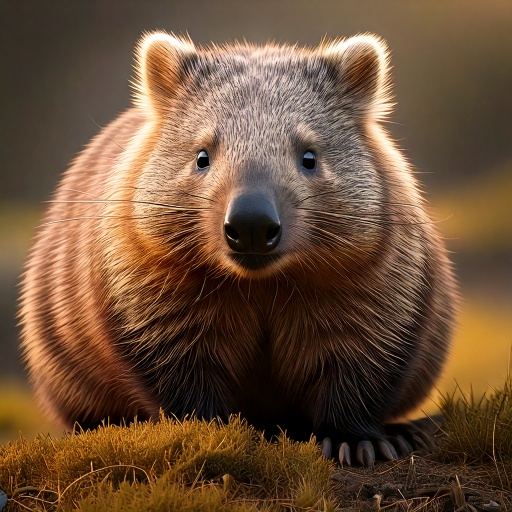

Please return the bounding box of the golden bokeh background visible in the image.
[1,0,511,443]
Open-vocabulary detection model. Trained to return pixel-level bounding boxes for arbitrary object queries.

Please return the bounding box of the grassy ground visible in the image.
[0,416,336,511]
[0,183,510,510]
[1,376,512,511]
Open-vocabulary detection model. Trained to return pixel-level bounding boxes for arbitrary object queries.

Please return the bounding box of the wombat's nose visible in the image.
[224,192,282,253]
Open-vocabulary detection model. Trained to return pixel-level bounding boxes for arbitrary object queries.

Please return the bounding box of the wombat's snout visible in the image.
[224,192,281,254]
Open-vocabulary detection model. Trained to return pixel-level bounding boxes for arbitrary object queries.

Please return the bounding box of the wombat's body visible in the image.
[20,33,457,464]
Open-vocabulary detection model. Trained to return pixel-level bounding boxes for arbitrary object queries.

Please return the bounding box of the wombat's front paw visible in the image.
[320,419,438,467]
[321,435,404,467]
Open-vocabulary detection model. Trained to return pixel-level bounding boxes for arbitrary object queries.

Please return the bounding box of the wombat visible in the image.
[20,32,457,466]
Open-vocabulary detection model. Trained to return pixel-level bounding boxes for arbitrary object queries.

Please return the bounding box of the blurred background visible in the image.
[1,0,511,443]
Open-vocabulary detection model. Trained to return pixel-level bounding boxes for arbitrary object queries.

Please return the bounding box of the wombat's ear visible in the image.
[322,34,391,119]
[134,32,197,114]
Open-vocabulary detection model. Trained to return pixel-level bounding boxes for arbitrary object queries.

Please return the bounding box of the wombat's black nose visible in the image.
[224,192,282,253]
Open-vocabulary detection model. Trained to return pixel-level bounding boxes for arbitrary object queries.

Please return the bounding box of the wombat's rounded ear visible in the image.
[322,35,392,119]
[134,32,197,113]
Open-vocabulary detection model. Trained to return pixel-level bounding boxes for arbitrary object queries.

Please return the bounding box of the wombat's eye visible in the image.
[302,151,316,172]
[196,150,210,170]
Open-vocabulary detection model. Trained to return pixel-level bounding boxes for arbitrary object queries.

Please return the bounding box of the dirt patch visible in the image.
[331,455,511,511]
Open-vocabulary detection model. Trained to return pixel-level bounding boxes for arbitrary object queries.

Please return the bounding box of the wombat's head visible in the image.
[130,32,394,280]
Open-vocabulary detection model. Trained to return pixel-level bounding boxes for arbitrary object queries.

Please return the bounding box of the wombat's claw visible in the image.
[321,437,332,458]
[388,420,438,454]
[357,439,376,467]
[411,433,429,451]
[335,436,401,467]
[377,438,398,460]
[395,434,413,457]
[322,437,376,466]
[323,432,419,467]
[338,442,351,466]
[413,429,437,452]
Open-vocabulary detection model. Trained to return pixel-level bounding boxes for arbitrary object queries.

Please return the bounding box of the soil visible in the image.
[331,455,511,511]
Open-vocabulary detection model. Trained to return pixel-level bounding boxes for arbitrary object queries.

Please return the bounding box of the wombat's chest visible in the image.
[121,278,361,428]
[220,339,318,440]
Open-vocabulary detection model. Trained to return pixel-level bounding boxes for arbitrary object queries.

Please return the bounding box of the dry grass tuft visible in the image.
[439,371,512,490]
[0,414,336,511]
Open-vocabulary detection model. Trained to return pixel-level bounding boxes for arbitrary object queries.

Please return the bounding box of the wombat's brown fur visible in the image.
[20,33,457,460]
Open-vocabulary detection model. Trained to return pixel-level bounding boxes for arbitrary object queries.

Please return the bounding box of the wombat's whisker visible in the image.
[59,187,101,198]
[38,211,203,228]
[87,113,126,151]
[45,199,208,211]
[38,215,158,227]
[298,207,434,227]
[178,191,218,203]
[305,215,429,242]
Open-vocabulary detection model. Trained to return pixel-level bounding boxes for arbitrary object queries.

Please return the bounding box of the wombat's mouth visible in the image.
[228,253,281,271]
